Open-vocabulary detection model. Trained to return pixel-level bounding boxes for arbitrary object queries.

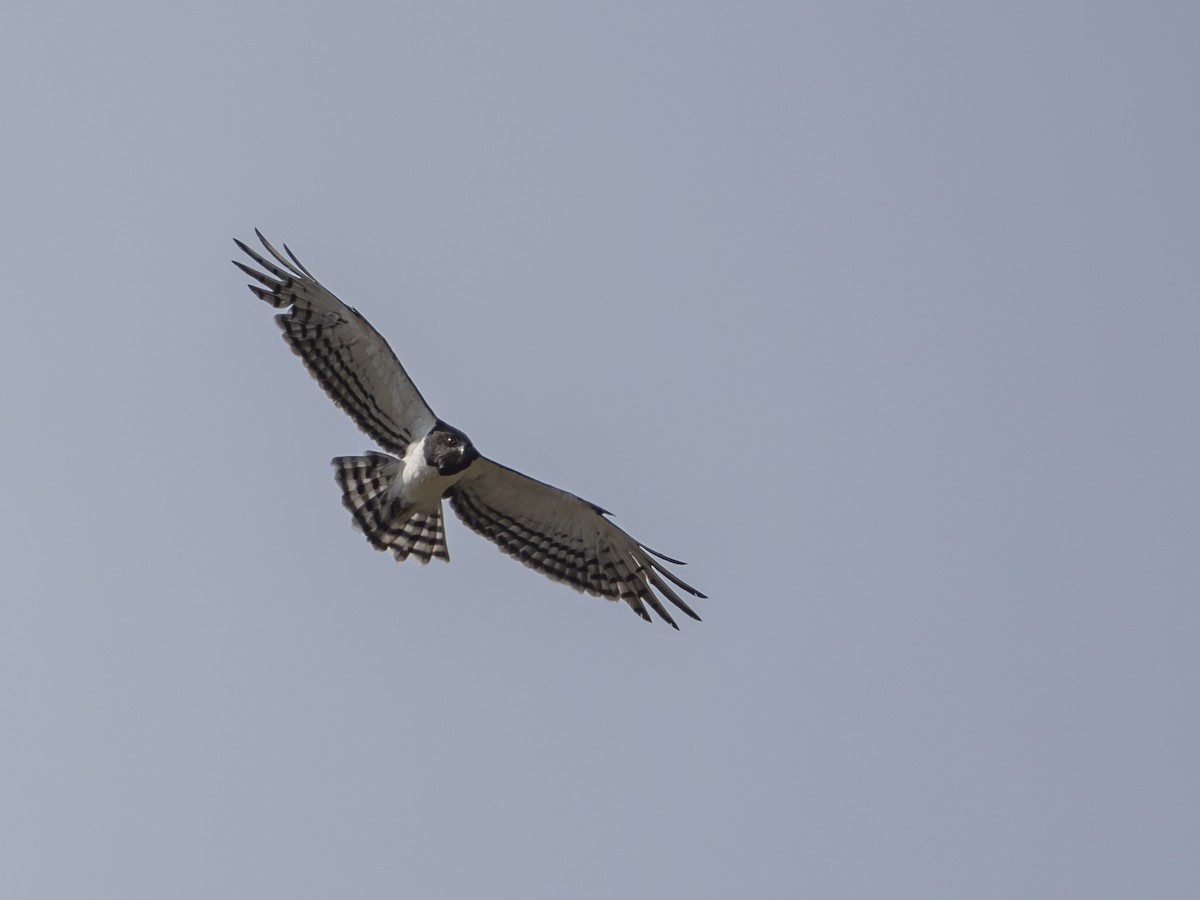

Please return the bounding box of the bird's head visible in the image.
[424,422,479,476]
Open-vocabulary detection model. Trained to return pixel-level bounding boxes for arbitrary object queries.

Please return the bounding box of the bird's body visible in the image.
[234,230,705,628]
[396,436,457,513]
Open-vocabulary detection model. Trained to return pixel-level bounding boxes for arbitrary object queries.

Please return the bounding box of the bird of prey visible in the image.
[234,230,705,628]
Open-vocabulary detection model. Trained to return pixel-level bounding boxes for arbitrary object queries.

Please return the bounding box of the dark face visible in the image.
[424,422,478,476]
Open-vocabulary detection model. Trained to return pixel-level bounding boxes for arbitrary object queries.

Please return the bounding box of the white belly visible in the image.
[392,440,461,512]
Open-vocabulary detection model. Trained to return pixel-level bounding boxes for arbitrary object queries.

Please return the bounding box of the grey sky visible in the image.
[3,2,1198,898]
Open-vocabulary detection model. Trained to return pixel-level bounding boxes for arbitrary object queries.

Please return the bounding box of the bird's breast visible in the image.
[396,441,464,511]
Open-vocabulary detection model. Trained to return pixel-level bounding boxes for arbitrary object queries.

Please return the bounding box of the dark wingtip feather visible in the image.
[639,543,688,566]
[233,260,276,286]
[283,242,317,279]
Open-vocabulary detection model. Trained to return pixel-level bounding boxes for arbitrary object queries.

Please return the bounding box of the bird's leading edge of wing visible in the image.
[233,230,438,454]
[448,458,706,629]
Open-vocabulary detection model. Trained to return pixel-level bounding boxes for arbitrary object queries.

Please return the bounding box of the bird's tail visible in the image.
[331,453,450,564]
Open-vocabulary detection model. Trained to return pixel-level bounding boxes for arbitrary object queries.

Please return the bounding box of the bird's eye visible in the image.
[446,435,457,445]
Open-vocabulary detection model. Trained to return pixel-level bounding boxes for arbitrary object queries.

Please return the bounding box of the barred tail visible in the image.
[331,453,450,564]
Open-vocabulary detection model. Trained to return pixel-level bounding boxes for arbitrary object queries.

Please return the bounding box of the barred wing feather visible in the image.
[234,231,438,455]
[448,459,705,628]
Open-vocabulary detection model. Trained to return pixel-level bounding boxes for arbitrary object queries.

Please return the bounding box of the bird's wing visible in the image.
[447,458,705,628]
[234,230,438,454]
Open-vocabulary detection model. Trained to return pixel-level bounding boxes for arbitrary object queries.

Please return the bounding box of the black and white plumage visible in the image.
[234,230,705,628]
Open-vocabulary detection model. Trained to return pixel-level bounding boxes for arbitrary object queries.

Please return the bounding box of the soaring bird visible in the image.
[234,231,705,628]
